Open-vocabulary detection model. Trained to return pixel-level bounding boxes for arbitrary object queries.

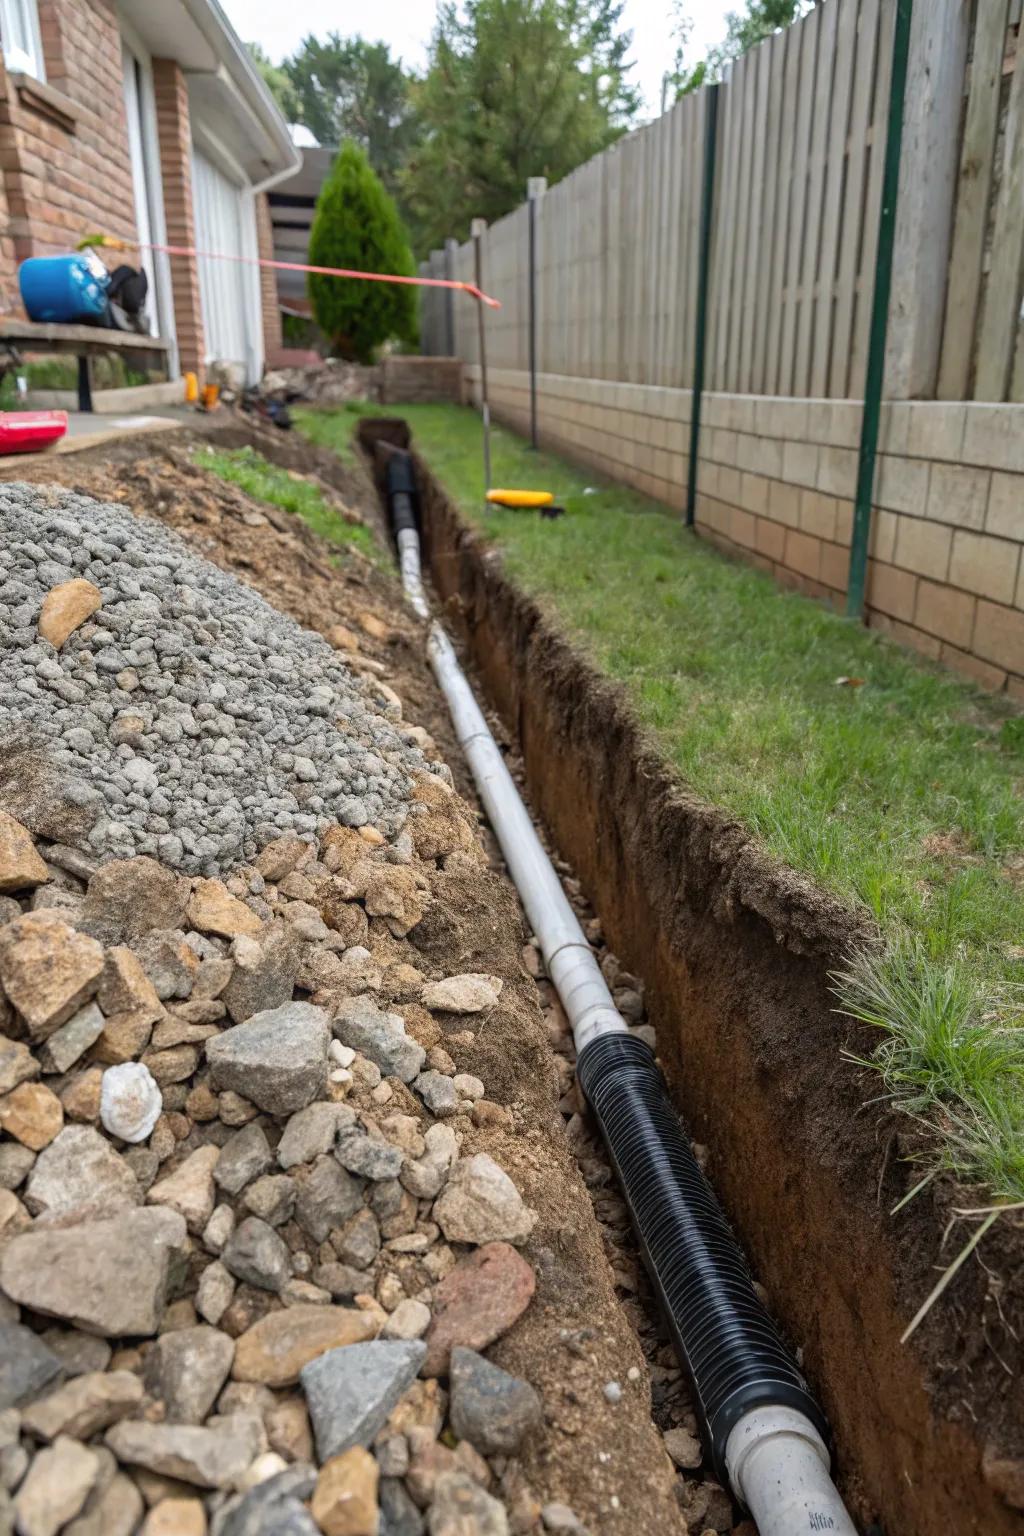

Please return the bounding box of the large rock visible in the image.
[0,1038,37,1098]
[146,1326,235,1424]
[294,1156,364,1244]
[333,999,425,1084]
[428,1473,508,1536]
[311,1447,379,1536]
[0,1207,187,1337]
[206,1004,329,1115]
[300,1341,427,1462]
[214,1123,273,1197]
[14,1435,100,1536]
[221,1217,291,1293]
[37,1002,105,1074]
[37,577,102,648]
[24,1125,141,1222]
[64,1471,143,1536]
[81,859,190,945]
[420,975,503,1015]
[277,1102,349,1171]
[422,1244,536,1377]
[0,1081,63,1149]
[0,811,48,893]
[433,1155,536,1246]
[188,880,263,939]
[98,947,163,1016]
[147,1145,220,1234]
[0,911,104,1039]
[0,1324,61,1411]
[218,1466,319,1536]
[448,1349,542,1454]
[222,926,297,1025]
[20,1371,143,1440]
[105,1416,262,1490]
[232,1306,378,1388]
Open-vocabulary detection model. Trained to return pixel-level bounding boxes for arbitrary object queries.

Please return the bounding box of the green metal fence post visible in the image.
[686,83,720,526]
[846,0,914,619]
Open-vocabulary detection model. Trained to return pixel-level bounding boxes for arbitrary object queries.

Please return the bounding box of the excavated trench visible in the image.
[355,416,1024,1536]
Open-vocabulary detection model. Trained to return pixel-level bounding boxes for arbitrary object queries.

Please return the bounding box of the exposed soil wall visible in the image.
[389,424,1024,1536]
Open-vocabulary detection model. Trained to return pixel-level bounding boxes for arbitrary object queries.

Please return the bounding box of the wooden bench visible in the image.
[0,320,173,412]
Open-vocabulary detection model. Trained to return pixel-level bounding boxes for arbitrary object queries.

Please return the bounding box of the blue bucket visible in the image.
[19,253,110,324]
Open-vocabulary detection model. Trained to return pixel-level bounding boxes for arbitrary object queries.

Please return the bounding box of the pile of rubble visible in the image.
[0,789,578,1536]
[0,484,434,873]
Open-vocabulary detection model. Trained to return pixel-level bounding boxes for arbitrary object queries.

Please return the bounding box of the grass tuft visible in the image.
[297,402,1024,1201]
[200,444,376,561]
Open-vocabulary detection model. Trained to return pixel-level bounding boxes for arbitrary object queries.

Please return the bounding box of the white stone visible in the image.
[100,1062,162,1144]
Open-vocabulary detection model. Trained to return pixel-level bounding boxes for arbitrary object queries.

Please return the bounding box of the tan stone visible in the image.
[147,1145,220,1233]
[141,1498,208,1536]
[326,623,360,652]
[14,1434,100,1534]
[0,1080,63,1149]
[0,911,104,1039]
[231,1304,378,1387]
[312,1447,379,1536]
[0,811,48,893]
[61,1067,103,1122]
[38,578,102,648]
[357,611,392,642]
[93,1008,162,1065]
[187,880,263,939]
[99,946,163,1016]
[265,1395,314,1463]
[21,1370,144,1441]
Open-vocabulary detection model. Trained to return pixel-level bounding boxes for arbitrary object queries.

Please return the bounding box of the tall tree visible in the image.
[247,42,301,124]
[283,36,418,195]
[307,142,418,362]
[402,0,639,253]
[668,1,813,98]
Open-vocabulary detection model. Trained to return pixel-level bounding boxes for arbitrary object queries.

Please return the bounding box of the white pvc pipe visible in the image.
[395,513,857,1536]
[726,1408,858,1536]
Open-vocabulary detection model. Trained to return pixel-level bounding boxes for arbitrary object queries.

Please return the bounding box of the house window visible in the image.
[0,0,45,79]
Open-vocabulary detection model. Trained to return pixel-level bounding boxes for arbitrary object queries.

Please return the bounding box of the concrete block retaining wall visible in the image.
[464,364,1024,698]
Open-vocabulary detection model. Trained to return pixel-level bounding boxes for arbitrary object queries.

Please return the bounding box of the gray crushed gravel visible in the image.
[0,482,435,873]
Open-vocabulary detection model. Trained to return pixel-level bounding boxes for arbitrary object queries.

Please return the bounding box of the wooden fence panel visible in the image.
[440,0,1024,405]
[972,16,1024,401]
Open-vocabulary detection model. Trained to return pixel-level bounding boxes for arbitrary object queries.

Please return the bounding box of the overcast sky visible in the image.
[220,0,735,118]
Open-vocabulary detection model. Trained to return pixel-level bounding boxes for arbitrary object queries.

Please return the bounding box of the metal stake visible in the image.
[471,217,492,492]
[846,0,914,619]
[527,177,546,450]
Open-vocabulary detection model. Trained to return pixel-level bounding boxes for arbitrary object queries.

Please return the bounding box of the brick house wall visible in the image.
[0,0,137,293]
[255,192,281,366]
[151,58,203,381]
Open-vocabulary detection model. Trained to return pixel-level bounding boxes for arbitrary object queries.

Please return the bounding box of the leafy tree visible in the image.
[307,142,418,363]
[402,0,639,253]
[667,0,813,98]
[283,36,418,196]
[247,42,301,124]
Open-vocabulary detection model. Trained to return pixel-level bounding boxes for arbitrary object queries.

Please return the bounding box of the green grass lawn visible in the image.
[200,444,376,561]
[298,402,1024,1203]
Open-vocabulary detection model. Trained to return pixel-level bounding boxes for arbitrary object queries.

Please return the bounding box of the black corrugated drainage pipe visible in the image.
[380,445,857,1536]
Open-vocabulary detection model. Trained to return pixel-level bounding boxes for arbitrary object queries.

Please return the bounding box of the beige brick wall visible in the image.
[468,367,1024,697]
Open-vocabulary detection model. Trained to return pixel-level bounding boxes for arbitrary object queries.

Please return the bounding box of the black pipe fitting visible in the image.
[385,452,419,536]
[576,1030,830,1487]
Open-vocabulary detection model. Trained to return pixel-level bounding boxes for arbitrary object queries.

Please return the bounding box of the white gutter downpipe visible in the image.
[389,472,857,1536]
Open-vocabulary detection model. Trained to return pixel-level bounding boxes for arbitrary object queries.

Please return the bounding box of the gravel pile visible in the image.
[0,483,435,874]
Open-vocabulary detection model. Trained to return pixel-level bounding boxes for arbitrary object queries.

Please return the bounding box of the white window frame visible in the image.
[119,17,178,375]
[0,0,45,80]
